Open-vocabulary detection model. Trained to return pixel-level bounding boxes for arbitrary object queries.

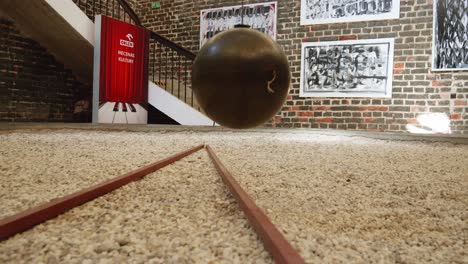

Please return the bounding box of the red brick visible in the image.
[339,35,357,40]
[315,118,334,123]
[431,80,451,86]
[450,113,461,120]
[394,63,405,68]
[407,118,418,124]
[312,106,331,111]
[298,112,314,117]
[360,106,389,111]
[363,118,375,123]
[454,100,467,106]
[298,118,309,122]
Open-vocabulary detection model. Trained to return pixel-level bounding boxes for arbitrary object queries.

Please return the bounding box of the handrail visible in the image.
[150,32,196,60]
[115,0,141,26]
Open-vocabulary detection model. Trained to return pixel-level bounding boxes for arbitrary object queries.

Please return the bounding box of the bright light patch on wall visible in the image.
[406,113,452,134]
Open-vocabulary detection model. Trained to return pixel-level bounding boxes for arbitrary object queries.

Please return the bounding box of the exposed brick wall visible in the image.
[0,17,91,122]
[135,0,467,134]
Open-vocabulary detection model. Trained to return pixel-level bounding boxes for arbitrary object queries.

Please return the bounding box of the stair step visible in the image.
[149,82,202,113]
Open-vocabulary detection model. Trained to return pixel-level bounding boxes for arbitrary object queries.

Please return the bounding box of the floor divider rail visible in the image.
[0,144,204,241]
[205,145,306,264]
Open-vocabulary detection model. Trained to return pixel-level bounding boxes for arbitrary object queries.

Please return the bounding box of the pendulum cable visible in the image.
[241,0,244,25]
[205,145,305,264]
[0,145,205,241]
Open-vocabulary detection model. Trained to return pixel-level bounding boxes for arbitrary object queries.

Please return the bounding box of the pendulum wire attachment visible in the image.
[241,0,244,25]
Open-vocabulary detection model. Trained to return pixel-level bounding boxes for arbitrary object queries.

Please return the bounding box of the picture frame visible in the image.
[432,0,468,71]
[300,38,395,98]
[199,1,277,48]
[300,0,400,25]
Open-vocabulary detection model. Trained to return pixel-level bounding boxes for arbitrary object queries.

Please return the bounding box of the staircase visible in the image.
[0,0,213,126]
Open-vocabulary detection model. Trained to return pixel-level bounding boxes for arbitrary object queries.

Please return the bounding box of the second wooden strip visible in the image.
[205,145,305,264]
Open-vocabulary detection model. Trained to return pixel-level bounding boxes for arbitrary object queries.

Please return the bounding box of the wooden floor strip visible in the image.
[0,144,204,241]
[205,145,305,264]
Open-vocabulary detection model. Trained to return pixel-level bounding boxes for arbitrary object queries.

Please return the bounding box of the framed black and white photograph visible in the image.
[199,1,277,48]
[300,38,394,98]
[300,0,400,25]
[432,0,468,71]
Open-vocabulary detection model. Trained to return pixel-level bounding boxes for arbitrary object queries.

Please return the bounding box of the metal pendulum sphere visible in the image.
[191,27,290,129]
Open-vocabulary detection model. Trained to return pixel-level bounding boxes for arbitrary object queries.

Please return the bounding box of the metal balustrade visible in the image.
[149,33,199,111]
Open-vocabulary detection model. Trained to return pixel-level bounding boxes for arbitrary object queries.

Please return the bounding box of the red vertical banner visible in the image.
[93,15,150,124]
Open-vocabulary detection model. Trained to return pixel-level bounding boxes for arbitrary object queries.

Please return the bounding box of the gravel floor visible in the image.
[210,133,468,263]
[0,129,467,263]
[0,130,202,217]
[0,149,271,263]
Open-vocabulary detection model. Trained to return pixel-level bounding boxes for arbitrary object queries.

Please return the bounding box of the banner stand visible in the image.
[92,15,102,123]
[92,15,150,124]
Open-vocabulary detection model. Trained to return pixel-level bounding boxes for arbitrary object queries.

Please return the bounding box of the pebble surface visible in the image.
[211,132,468,263]
[0,130,201,217]
[0,149,271,263]
[0,129,467,263]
